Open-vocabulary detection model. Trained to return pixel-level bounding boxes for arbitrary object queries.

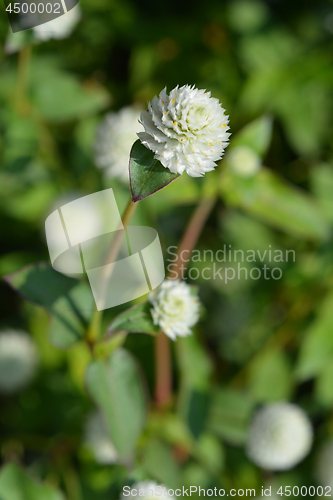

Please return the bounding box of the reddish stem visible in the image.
[155,197,217,408]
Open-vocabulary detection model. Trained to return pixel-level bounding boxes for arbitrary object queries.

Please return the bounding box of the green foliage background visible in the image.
[1,0,333,498]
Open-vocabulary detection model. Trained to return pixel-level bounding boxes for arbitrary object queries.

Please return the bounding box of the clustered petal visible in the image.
[138,85,230,177]
[149,279,200,341]
[246,402,313,471]
[95,106,142,183]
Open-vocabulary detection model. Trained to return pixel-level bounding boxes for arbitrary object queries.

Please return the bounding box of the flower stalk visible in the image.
[155,196,217,407]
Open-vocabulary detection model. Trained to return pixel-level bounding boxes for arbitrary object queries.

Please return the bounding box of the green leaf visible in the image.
[248,349,293,402]
[296,291,333,381]
[142,440,181,489]
[231,115,273,157]
[220,167,330,240]
[207,389,254,446]
[32,71,110,123]
[4,263,94,349]
[49,282,95,349]
[86,348,146,461]
[3,262,78,307]
[129,140,179,202]
[0,463,65,500]
[107,301,160,336]
[193,433,225,475]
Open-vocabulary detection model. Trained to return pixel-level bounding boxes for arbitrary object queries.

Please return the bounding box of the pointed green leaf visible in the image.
[86,349,146,461]
[4,263,94,349]
[107,301,159,336]
[129,140,179,202]
[49,282,95,349]
[3,262,78,308]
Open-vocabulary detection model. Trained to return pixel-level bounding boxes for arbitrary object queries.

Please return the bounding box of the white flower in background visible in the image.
[33,5,81,41]
[227,145,261,177]
[84,411,119,465]
[0,330,38,393]
[246,403,313,471]
[95,106,142,183]
[316,440,333,490]
[120,481,175,500]
[149,279,200,341]
[138,85,230,177]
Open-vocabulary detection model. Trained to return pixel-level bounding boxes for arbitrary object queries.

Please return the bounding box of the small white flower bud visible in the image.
[246,402,313,470]
[149,279,200,341]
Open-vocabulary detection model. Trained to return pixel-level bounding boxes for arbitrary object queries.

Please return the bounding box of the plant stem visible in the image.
[16,45,32,114]
[86,197,138,346]
[155,196,217,408]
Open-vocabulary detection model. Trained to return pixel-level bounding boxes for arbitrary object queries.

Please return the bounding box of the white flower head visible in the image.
[316,440,333,491]
[138,85,230,177]
[246,402,313,471]
[95,106,142,183]
[120,481,175,500]
[149,279,200,341]
[227,145,261,177]
[84,411,119,465]
[33,5,81,41]
[0,330,38,393]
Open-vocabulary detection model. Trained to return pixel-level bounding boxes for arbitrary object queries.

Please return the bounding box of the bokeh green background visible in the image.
[1,0,333,498]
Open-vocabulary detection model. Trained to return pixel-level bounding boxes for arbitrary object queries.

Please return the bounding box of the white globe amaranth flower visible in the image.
[138,85,230,177]
[246,402,313,471]
[32,5,81,41]
[120,481,175,500]
[0,330,38,393]
[227,145,261,177]
[149,279,200,341]
[95,106,142,183]
[316,439,333,490]
[84,411,119,465]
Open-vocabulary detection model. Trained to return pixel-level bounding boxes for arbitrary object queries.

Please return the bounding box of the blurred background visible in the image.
[1,0,333,498]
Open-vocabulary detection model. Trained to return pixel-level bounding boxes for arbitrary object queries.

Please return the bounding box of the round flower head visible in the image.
[138,85,230,177]
[149,279,200,341]
[120,481,175,500]
[227,145,261,177]
[95,106,141,183]
[316,440,333,490]
[246,403,313,471]
[0,330,38,393]
[33,5,81,41]
[84,411,119,465]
